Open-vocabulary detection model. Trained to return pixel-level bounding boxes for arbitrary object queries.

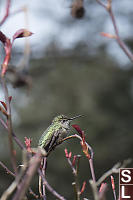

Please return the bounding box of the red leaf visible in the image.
[24,137,32,152]
[72,124,83,135]
[8,96,12,103]
[80,140,91,160]
[72,124,86,142]
[0,97,12,110]
[0,105,8,116]
[68,152,72,159]
[111,175,115,191]
[72,155,77,166]
[80,181,86,194]
[13,29,33,41]
[1,36,12,76]
[0,101,7,110]
[99,183,107,193]
[101,32,116,39]
[64,148,69,158]
[0,31,7,44]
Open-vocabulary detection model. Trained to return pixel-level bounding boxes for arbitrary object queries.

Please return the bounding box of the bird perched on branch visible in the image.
[38,114,82,152]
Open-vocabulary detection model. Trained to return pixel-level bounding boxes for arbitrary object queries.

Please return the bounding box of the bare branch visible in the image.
[0,160,39,199]
[108,6,133,62]
[89,180,99,200]
[0,161,15,177]
[97,159,132,186]
[0,114,25,150]
[96,0,133,62]
[0,0,11,26]
[54,134,96,182]
[13,150,42,200]
[1,76,17,174]
[38,169,66,200]
[0,117,8,129]
[39,157,47,200]
[96,0,106,9]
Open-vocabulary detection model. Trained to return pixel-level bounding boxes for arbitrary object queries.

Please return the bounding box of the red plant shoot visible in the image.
[72,124,91,159]
[111,175,115,191]
[80,181,86,194]
[99,182,107,193]
[24,137,32,152]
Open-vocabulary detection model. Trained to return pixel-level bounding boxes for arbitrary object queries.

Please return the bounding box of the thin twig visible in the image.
[108,6,133,62]
[0,161,15,177]
[111,176,117,200]
[65,152,81,200]
[29,188,39,199]
[74,156,81,200]
[1,76,17,175]
[96,0,133,62]
[42,157,47,200]
[96,0,106,9]
[39,174,43,198]
[12,131,25,150]
[97,159,131,186]
[0,0,11,26]
[0,115,25,150]
[0,117,8,129]
[38,169,66,200]
[89,158,96,183]
[39,157,47,200]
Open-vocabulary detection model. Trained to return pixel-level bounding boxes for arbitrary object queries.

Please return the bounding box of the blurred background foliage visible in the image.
[0,0,133,199]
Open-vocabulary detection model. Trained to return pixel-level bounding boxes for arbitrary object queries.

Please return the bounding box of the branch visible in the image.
[0,115,25,150]
[51,134,96,183]
[65,150,82,200]
[1,76,17,175]
[96,0,106,9]
[108,5,133,62]
[0,161,15,177]
[89,180,99,200]
[38,169,66,200]
[0,153,27,200]
[96,0,133,62]
[0,160,39,199]
[0,0,11,26]
[12,150,42,200]
[97,159,132,186]
[48,134,94,159]
[39,157,47,200]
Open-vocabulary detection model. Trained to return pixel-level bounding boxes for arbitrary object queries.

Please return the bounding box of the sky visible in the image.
[0,0,133,66]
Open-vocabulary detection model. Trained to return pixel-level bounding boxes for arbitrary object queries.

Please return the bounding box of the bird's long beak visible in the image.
[69,115,83,121]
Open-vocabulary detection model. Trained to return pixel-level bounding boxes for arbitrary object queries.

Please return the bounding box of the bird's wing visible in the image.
[38,126,52,148]
[38,127,61,152]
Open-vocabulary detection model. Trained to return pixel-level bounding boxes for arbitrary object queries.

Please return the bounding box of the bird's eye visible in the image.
[62,119,66,123]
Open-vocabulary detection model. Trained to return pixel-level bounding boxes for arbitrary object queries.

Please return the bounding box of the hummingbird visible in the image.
[38,114,82,152]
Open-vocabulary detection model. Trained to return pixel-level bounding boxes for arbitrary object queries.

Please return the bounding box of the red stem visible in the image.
[0,0,11,26]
